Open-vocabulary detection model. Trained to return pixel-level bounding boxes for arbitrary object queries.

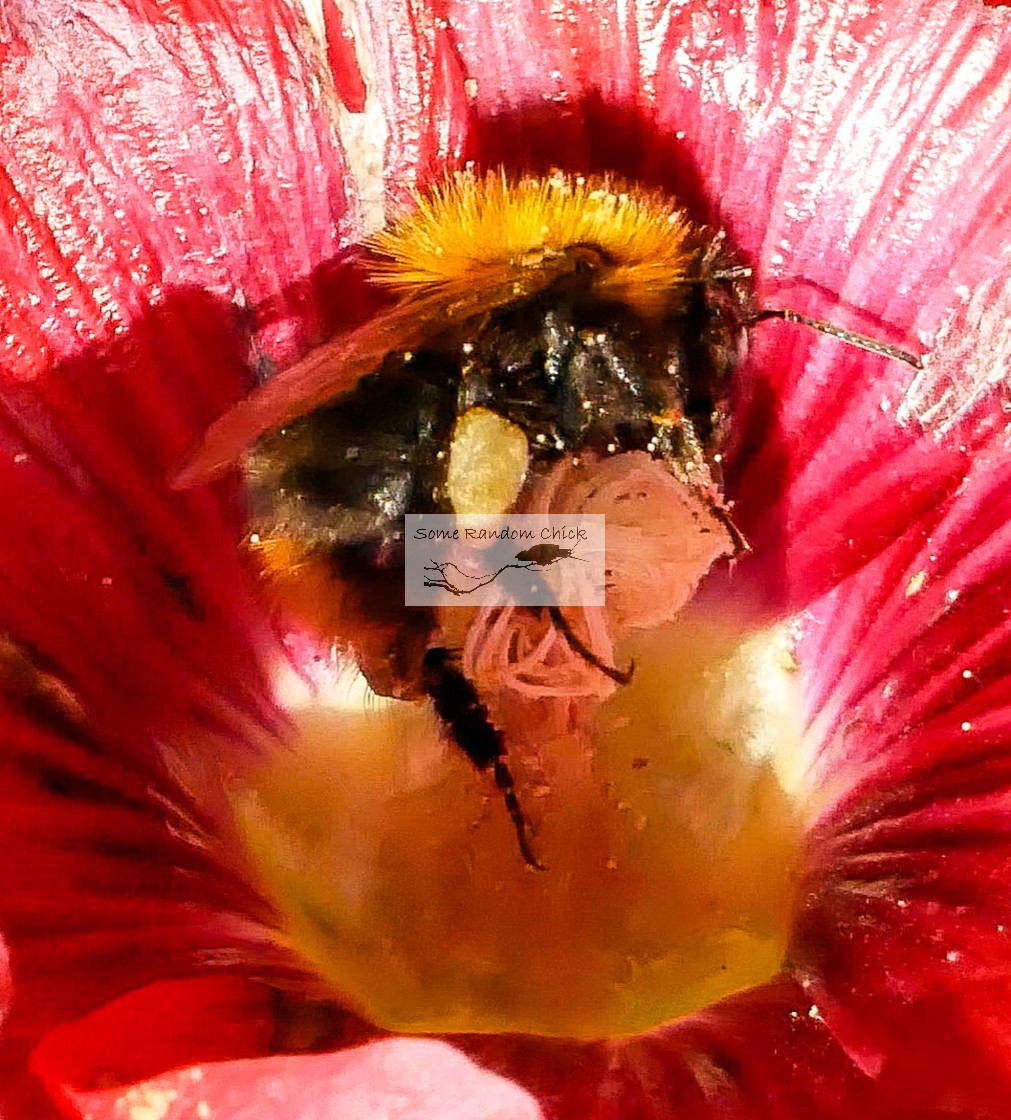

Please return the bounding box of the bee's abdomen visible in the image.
[421,646,502,771]
[244,355,458,557]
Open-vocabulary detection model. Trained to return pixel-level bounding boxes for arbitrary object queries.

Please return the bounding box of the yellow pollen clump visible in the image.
[446,407,529,516]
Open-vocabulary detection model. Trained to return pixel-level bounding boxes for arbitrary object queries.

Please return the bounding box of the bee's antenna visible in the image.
[705,266,923,369]
[751,307,923,369]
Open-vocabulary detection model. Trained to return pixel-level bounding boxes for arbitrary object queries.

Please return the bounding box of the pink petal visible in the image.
[354,0,474,192]
[0,0,358,1104]
[32,983,538,1120]
[1,0,359,377]
[650,1,1011,606]
[321,0,369,114]
[785,425,1011,1095]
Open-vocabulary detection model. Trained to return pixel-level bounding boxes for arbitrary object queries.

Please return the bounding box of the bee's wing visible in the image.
[174,304,416,487]
[174,262,573,488]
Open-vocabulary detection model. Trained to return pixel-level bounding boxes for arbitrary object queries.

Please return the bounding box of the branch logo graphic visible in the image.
[424,543,588,596]
[405,515,605,607]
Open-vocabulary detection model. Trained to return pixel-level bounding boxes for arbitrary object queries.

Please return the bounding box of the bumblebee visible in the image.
[180,170,921,869]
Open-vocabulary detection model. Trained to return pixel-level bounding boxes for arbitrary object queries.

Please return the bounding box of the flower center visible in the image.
[232,614,807,1039]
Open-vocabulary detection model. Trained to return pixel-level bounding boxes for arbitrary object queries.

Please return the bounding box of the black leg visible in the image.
[422,647,546,871]
[547,605,634,684]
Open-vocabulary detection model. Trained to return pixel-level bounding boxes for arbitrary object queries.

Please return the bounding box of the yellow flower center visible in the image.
[233,617,806,1039]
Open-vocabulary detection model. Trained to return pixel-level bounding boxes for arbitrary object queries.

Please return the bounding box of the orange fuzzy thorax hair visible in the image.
[368,170,715,319]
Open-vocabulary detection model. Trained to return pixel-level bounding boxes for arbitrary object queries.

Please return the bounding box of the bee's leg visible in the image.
[493,757,547,872]
[711,503,750,557]
[422,646,546,871]
[546,605,634,685]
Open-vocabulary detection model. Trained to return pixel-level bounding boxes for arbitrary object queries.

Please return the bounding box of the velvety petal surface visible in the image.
[792,427,1011,1089]
[3,0,1011,1118]
[0,0,357,1111]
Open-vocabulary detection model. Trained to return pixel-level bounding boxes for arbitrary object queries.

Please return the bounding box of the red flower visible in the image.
[2,0,1011,1116]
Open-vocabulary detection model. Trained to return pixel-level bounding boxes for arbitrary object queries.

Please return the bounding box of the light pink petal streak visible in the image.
[32,982,540,1120]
